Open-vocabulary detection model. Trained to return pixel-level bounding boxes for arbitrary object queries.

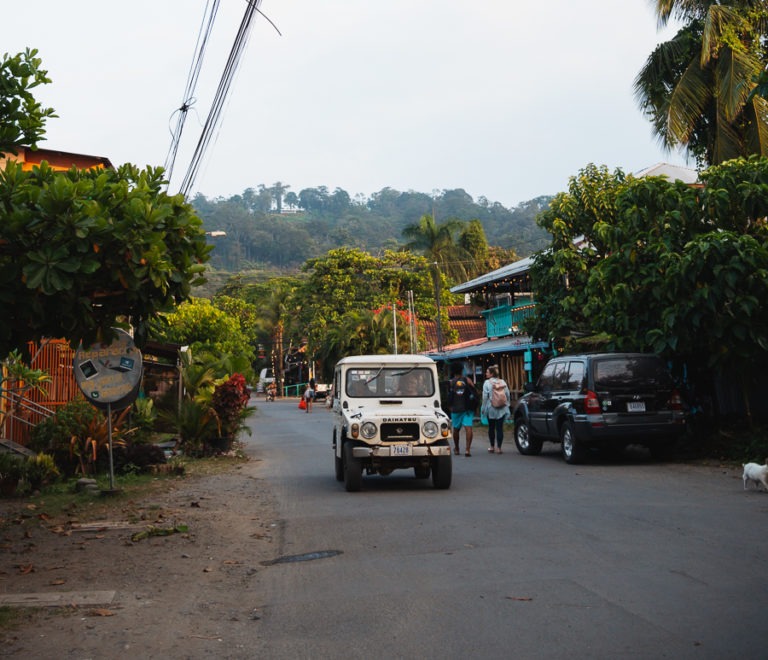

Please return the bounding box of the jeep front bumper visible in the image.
[352,444,452,458]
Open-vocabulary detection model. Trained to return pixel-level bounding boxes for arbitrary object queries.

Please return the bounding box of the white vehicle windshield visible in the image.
[345,367,435,398]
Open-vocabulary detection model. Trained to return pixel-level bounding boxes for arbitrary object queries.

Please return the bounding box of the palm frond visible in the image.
[668,56,711,143]
[742,96,768,156]
[712,103,747,163]
[717,47,762,122]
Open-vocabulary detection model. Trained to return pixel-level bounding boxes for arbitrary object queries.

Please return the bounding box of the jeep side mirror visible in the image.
[523,381,536,393]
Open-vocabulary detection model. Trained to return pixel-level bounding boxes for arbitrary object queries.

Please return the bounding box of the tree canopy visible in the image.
[634,1,768,166]
[528,158,768,383]
[0,50,211,357]
[0,49,56,155]
[148,297,256,374]
[192,186,550,273]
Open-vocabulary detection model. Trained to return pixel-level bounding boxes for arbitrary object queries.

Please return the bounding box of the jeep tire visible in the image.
[431,455,452,489]
[334,443,343,482]
[343,441,362,492]
[414,465,431,479]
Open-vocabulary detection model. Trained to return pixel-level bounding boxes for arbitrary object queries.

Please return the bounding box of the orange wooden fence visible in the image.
[1,340,81,446]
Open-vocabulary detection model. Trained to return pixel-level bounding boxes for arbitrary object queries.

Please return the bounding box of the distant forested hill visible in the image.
[192,184,552,272]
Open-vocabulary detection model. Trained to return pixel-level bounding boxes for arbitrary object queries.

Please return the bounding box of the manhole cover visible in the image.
[262,550,342,566]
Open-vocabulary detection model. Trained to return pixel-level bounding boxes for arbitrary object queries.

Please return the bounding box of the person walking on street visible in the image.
[304,378,316,413]
[448,362,477,457]
[481,365,510,453]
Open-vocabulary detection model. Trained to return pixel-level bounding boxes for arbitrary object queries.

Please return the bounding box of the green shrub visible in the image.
[25,452,59,491]
[0,452,26,496]
[29,399,103,476]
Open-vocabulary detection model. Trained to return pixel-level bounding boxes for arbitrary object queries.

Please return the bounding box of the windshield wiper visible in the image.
[365,366,384,385]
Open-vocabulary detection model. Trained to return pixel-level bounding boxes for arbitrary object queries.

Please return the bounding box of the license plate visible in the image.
[391,444,412,456]
[627,401,646,412]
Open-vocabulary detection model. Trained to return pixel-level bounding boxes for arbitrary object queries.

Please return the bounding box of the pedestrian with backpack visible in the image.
[481,364,510,453]
[448,362,477,456]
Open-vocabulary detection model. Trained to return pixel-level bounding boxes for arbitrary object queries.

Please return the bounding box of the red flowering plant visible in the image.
[210,373,253,451]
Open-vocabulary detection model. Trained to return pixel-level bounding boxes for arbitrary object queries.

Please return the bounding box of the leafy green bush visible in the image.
[0,452,26,496]
[210,373,253,452]
[25,452,59,491]
[29,399,102,476]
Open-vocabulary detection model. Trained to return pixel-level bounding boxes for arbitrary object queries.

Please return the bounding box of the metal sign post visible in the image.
[73,329,143,494]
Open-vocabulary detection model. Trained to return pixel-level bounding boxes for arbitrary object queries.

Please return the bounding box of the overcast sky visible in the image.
[6,1,690,208]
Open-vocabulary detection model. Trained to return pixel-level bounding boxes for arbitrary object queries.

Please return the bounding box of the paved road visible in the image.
[245,397,768,659]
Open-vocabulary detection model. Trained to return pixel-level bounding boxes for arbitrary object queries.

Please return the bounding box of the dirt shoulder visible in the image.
[0,455,280,659]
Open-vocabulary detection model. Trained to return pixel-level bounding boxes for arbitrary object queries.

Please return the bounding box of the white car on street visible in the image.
[330,354,452,491]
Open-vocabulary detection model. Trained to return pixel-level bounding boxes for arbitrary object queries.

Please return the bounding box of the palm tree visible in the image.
[402,214,470,283]
[320,307,412,359]
[634,0,768,166]
[402,214,472,351]
[254,281,296,392]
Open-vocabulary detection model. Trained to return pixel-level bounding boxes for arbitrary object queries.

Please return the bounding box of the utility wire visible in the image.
[165,0,221,184]
[179,0,262,198]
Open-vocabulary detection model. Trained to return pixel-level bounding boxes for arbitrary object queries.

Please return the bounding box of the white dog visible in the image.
[742,460,768,491]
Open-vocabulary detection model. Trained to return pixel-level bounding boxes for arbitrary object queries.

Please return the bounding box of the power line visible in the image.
[178,0,264,197]
[165,0,221,184]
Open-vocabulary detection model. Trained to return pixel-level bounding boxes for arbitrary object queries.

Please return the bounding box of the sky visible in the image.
[5,1,691,209]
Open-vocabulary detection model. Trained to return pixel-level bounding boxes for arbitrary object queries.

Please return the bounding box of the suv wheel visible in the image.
[648,439,674,461]
[514,417,543,455]
[343,442,362,492]
[560,421,584,464]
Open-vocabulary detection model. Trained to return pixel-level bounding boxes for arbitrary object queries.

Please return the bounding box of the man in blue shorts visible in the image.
[448,362,476,456]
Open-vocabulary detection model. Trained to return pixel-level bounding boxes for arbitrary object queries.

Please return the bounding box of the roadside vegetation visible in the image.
[2,0,768,504]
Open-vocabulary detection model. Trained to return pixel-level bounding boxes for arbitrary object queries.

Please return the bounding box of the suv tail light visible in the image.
[584,390,601,414]
[668,389,683,411]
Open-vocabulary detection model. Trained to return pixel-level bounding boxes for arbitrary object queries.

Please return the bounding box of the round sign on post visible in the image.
[74,329,143,411]
[74,329,143,493]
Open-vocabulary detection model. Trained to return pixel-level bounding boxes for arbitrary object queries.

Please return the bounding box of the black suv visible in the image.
[512,353,686,463]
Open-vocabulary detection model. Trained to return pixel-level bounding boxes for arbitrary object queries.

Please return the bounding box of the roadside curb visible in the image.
[0,590,116,607]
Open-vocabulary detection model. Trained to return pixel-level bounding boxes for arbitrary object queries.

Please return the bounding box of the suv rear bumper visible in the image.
[573,413,686,444]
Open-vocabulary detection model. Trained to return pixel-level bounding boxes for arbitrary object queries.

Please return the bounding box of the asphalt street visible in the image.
[244,397,768,659]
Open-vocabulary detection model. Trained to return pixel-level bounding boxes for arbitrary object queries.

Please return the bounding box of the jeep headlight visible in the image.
[360,422,377,439]
[423,421,439,438]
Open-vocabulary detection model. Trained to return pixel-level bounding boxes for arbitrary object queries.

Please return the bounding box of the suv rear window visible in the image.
[563,361,584,389]
[593,357,673,390]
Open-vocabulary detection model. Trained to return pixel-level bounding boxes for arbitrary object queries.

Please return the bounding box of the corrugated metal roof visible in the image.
[450,256,534,294]
[420,318,486,352]
[425,336,548,361]
[633,162,699,184]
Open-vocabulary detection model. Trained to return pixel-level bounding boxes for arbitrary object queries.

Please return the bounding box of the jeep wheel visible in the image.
[414,465,431,479]
[514,417,543,455]
[560,421,584,464]
[334,446,343,482]
[431,455,452,489]
[343,442,362,492]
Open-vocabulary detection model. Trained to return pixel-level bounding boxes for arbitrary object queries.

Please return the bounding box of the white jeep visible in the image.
[331,354,452,492]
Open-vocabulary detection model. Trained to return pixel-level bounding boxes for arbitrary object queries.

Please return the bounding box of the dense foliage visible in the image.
[528,157,768,414]
[0,50,211,357]
[211,373,251,441]
[192,186,551,272]
[148,297,256,375]
[0,163,211,355]
[0,49,56,154]
[634,1,768,166]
